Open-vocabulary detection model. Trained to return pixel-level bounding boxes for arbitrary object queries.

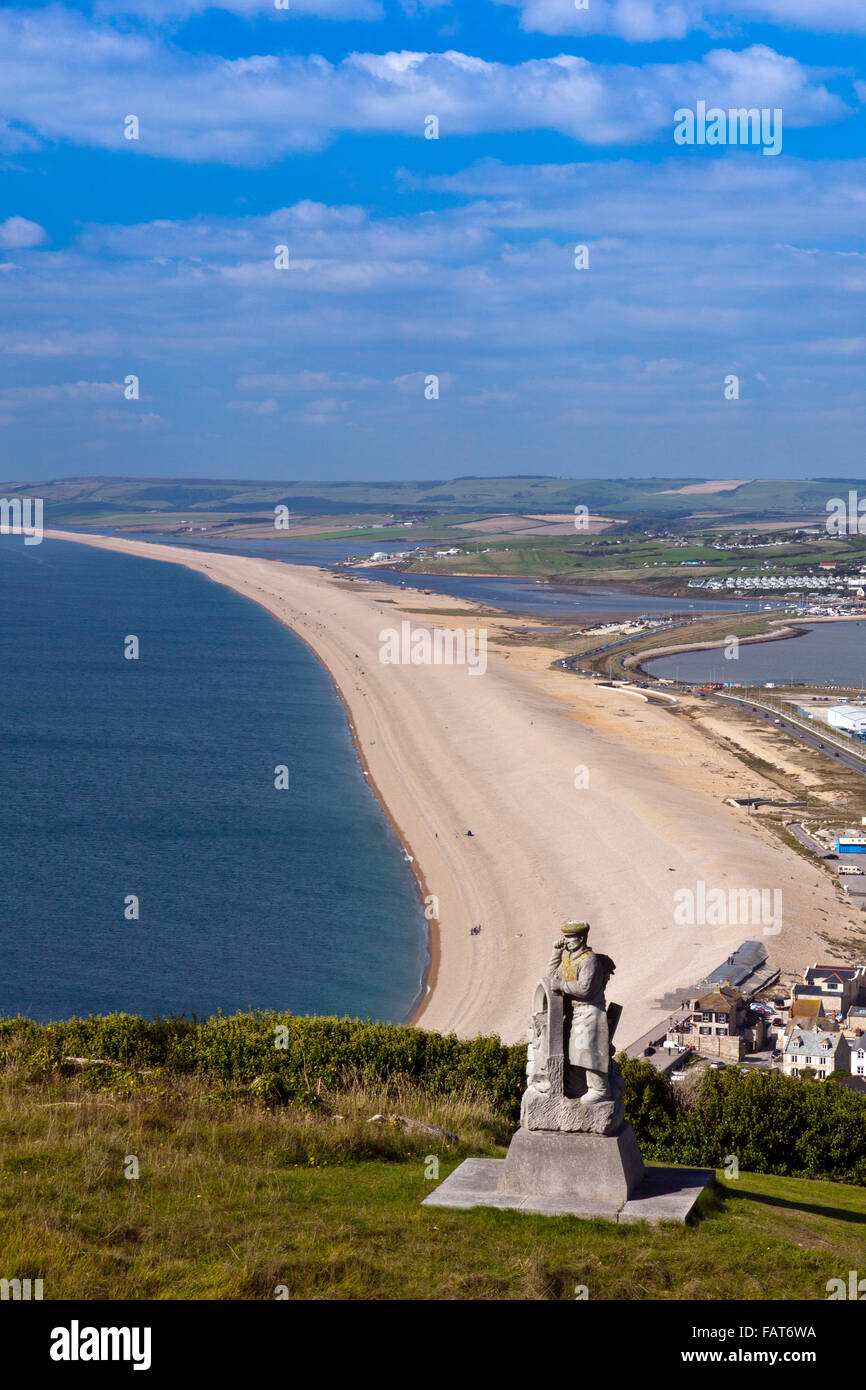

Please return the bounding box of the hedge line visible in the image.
[0,1012,528,1121]
[621,1056,866,1186]
[3,1013,866,1183]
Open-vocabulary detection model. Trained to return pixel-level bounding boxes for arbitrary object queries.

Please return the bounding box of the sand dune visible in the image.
[45,530,860,1046]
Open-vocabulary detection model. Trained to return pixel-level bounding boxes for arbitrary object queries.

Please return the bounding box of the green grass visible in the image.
[2,1060,864,1300]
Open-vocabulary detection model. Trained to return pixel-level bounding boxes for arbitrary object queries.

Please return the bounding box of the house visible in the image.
[782,1029,849,1080]
[668,983,764,1061]
[796,963,865,1015]
[691,986,749,1037]
[849,1039,866,1078]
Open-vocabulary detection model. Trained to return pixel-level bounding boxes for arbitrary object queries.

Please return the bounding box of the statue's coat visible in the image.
[547,946,611,1073]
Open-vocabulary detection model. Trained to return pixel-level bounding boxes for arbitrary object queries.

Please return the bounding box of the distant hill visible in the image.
[2,475,861,529]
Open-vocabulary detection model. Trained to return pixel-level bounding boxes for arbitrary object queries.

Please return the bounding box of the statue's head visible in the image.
[561,920,590,952]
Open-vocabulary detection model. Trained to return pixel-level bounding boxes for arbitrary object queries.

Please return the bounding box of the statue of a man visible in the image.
[546,921,615,1106]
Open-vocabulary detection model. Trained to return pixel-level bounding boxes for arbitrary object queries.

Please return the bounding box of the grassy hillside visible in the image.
[2,1013,866,1299]
[5,474,864,529]
[2,1060,864,1300]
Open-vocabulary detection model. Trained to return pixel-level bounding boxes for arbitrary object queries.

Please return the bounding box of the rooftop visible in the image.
[790,998,824,1018]
[806,964,862,984]
[784,1030,843,1055]
[695,987,742,1010]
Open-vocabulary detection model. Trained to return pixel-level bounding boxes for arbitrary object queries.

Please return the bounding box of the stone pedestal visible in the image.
[498,1124,645,1205]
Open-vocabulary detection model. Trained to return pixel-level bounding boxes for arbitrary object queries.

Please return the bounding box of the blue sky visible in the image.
[1,0,865,480]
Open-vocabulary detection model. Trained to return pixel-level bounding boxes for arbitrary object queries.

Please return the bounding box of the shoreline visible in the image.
[43,530,866,1046]
[254,595,438,1024]
[330,672,439,1026]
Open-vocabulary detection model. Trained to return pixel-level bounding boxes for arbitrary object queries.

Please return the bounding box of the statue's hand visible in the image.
[551,937,565,951]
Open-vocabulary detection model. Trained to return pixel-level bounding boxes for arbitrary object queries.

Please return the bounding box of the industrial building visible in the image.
[827,703,866,736]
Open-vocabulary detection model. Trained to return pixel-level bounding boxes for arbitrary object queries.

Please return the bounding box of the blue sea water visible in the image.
[0,538,428,1023]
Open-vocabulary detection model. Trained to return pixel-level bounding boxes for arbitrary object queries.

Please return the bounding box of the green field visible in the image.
[391,533,866,584]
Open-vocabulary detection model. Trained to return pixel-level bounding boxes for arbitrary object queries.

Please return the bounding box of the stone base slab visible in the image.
[422,1157,713,1225]
[498,1125,645,1205]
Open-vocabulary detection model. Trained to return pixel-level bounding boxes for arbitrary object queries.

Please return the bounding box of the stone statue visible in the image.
[522,921,626,1136]
[423,919,701,1215]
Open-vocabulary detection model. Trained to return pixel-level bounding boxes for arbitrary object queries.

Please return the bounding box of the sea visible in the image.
[0,538,428,1023]
[1,529,830,1024]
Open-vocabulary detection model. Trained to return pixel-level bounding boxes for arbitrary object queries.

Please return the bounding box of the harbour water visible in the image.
[90,530,778,620]
[645,621,866,688]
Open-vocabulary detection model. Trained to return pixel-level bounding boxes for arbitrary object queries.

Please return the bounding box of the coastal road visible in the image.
[707,692,866,780]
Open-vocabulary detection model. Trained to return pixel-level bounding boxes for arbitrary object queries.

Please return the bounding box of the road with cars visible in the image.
[707,691,866,780]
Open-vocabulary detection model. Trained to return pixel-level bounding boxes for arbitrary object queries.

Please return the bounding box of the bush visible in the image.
[0,1012,528,1124]
[618,1054,677,1146]
[6,1013,866,1181]
[651,1066,866,1185]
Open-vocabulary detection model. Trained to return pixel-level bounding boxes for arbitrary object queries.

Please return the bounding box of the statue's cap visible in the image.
[561,920,590,938]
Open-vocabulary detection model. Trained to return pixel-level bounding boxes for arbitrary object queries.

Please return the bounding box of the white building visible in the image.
[827,705,866,734]
[782,1029,849,1079]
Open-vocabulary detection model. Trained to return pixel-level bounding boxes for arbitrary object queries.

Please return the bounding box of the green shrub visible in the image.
[650,1067,866,1185]
[617,1054,677,1146]
[1,1013,527,1124]
[6,1013,866,1181]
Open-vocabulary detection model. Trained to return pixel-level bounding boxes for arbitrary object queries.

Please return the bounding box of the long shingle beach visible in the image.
[47,529,862,1045]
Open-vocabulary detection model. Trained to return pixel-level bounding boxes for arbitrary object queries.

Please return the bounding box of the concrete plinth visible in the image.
[498,1125,645,1206]
[422,1144,713,1225]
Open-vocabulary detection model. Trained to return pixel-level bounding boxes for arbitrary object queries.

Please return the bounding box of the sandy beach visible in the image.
[45,530,863,1046]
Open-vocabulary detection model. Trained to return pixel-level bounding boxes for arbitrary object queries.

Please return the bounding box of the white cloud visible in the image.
[1,158,864,472]
[393,370,455,394]
[0,216,47,249]
[502,0,866,39]
[0,381,123,406]
[0,9,852,164]
[0,329,119,356]
[414,157,866,244]
[94,0,383,17]
[227,397,279,414]
[236,370,377,392]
